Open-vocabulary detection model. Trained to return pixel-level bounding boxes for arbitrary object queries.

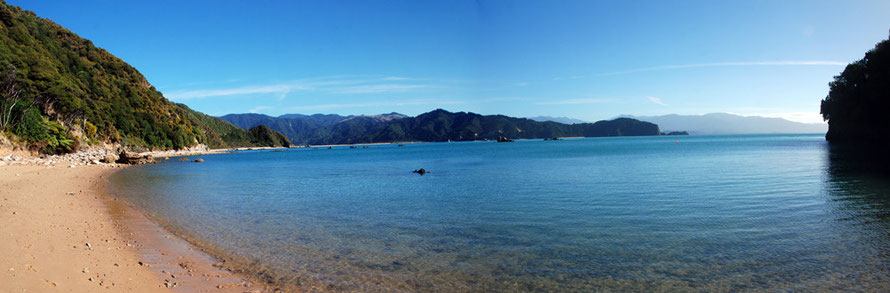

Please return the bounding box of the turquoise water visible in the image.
[109,134,890,291]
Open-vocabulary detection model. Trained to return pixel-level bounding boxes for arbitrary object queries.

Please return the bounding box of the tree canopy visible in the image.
[821,34,890,145]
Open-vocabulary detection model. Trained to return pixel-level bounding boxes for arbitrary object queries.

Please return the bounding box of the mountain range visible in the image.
[527,116,588,125]
[626,113,827,135]
[220,109,661,145]
[531,113,826,135]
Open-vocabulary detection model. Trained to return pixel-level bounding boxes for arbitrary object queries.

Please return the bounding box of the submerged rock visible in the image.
[192,158,204,163]
[412,168,427,175]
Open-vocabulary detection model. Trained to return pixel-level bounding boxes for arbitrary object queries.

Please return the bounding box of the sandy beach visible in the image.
[0,163,268,292]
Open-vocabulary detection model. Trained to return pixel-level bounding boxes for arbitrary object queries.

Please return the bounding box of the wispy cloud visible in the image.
[596,61,846,76]
[647,96,667,106]
[332,84,429,94]
[536,98,613,105]
[473,97,529,103]
[802,26,815,37]
[552,75,586,81]
[382,76,412,81]
[167,84,302,100]
[289,99,463,111]
[164,76,433,100]
[249,106,272,113]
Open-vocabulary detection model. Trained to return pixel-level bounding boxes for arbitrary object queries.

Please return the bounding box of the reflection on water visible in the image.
[825,143,890,230]
[108,135,890,291]
[818,143,890,291]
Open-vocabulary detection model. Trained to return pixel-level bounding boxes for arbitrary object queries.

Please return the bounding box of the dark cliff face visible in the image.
[821,36,890,145]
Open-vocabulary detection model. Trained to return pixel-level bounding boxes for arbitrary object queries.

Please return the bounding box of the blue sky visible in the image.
[10,0,890,123]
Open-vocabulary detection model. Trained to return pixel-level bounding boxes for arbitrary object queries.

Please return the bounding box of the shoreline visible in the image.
[0,136,586,292]
[0,162,271,292]
[99,168,271,292]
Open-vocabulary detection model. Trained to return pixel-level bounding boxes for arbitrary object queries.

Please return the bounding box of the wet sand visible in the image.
[0,164,268,292]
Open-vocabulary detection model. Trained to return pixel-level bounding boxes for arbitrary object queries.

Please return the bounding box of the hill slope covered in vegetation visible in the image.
[0,1,288,153]
[222,109,661,145]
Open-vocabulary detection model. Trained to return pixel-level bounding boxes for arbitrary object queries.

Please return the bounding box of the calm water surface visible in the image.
[109,134,890,291]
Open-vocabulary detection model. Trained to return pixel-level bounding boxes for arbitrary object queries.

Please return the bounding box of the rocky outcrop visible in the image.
[102,153,119,163]
[0,145,223,167]
[116,151,155,165]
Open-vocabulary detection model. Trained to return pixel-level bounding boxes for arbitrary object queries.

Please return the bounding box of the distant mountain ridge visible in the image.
[627,113,827,135]
[527,116,588,124]
[220,109,661,145]
[217,113,409,144]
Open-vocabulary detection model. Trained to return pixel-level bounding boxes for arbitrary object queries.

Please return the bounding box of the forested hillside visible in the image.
[0,1,287,153]
[223,109,661,145]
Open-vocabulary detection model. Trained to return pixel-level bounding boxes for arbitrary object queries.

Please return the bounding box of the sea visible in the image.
[108,134,890,291]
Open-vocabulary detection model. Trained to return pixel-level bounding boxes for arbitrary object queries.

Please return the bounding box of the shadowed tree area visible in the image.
[821,33,890,145]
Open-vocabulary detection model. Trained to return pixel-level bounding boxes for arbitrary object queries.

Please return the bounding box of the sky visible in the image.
[9,0,890,123]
